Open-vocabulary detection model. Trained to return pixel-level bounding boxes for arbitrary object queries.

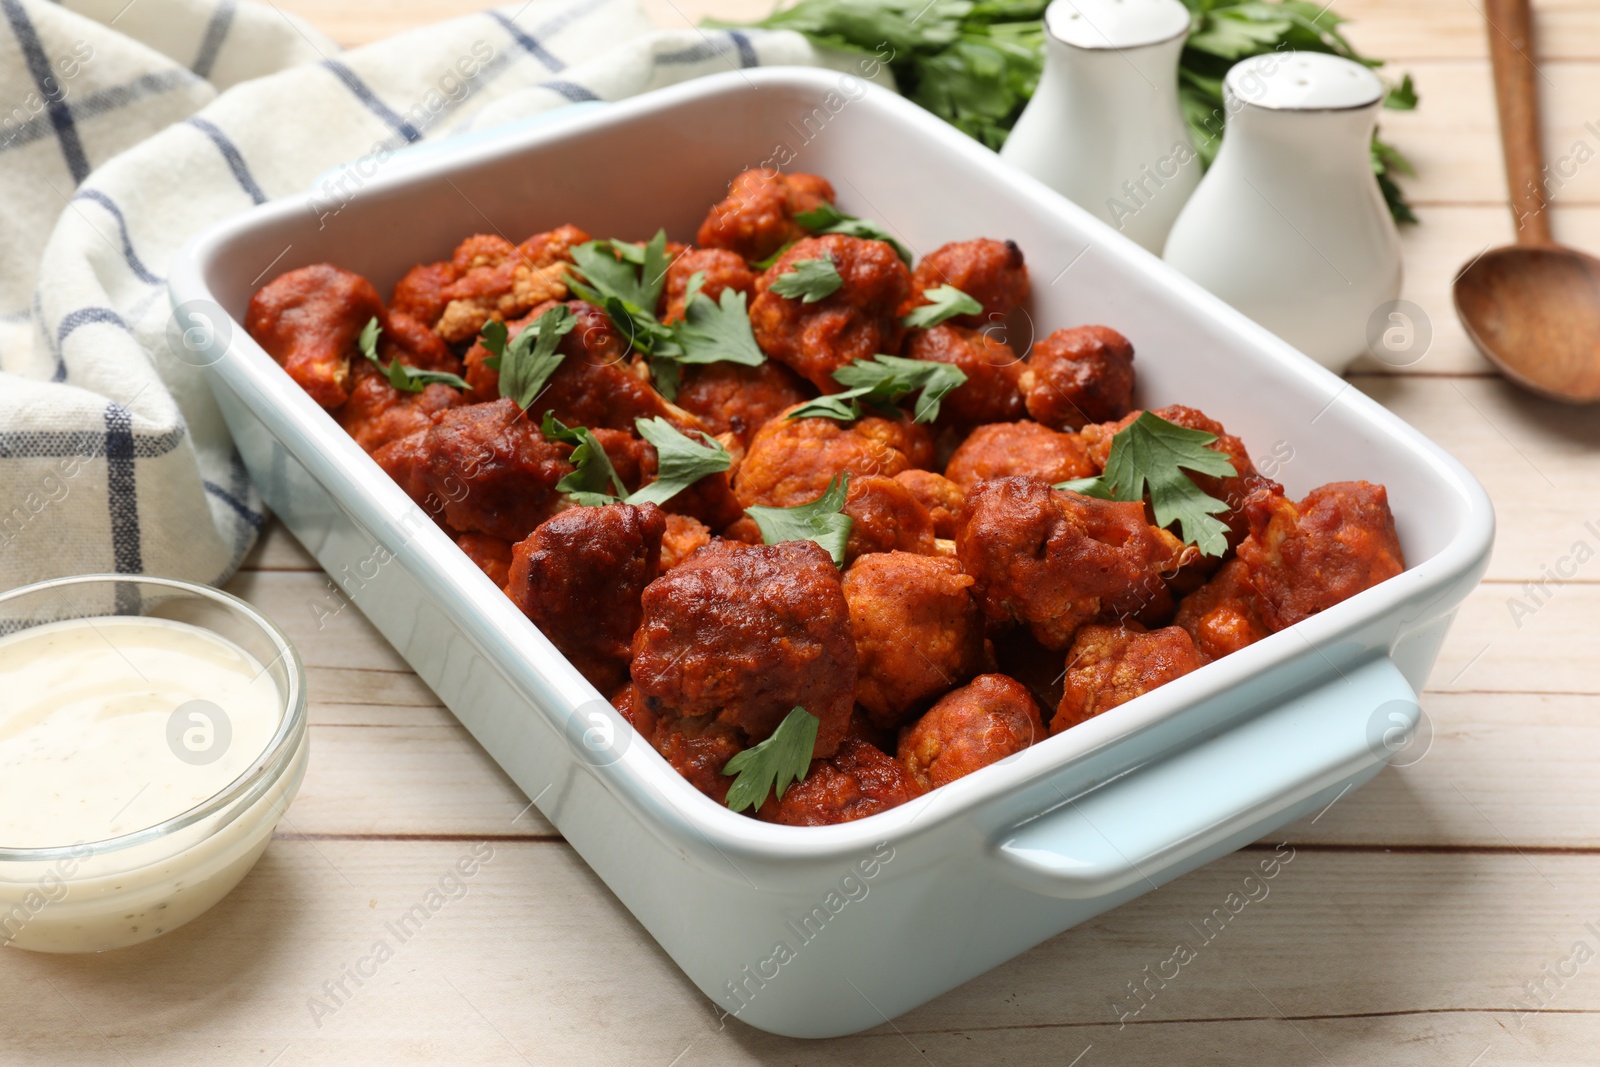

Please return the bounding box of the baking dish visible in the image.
[168,68,1493,1038]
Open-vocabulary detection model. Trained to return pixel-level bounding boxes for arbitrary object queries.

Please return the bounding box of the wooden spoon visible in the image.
[1453,0,1600,402]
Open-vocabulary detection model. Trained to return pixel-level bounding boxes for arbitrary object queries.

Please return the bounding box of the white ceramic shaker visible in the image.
[1163,52,1403,373]
[1001,0,1200,254]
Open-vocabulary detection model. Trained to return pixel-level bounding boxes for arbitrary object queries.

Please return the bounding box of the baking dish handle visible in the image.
[993,656,1418,900]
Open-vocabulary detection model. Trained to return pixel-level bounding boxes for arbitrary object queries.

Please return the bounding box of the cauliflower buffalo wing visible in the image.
[1020,325,1136,430]
[1174,558,1272,660]
[893,470,965,539]
[944,420,1097,491]
[903,238,1029,327]
[735,409,933,510]
[841,475,937,561]
[673,360,813,445]
[245,263,382,408]
[1054,623,1205,733]
[843,552,984,730]
[631,540,858,759]
[901,323,1025,427]
[899,674,1045,790]
[758,736,924,826]
[412,397,573,540]
[660,247,756,324]
[750,234,911,391]
[1237,481,1405,631]
[506,502,666,694]
[958,477,1192,649]
[695,168,835,262]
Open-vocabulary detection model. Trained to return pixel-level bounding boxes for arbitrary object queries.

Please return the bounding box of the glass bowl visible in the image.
[0,574,308,952]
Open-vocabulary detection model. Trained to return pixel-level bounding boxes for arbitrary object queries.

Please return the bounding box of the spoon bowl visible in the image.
[1454,244,1600,403]
[1452,0,1600,403]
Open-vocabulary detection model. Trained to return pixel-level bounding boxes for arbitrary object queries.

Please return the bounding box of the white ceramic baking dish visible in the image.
[169,68,1493,1038]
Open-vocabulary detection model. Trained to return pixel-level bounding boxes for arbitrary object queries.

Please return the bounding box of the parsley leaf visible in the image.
[722,706,820,813]
[793,203,913,264]
[358,317,469,394]
[626,417,732,506]
[769,255,843,304]
[1054,412,1238,557]
[787,354,969,424]
[900,284,983,330]
[674,272,766,367]
[743,471,853,566]
[482,305,575,410]
[542,411,626,505]
[568,230,670,311]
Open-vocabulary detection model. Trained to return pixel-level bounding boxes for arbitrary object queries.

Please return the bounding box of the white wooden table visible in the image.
[7,2,1599,1063]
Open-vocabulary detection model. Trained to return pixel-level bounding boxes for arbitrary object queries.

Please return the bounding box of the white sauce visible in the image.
[0,617,281,848]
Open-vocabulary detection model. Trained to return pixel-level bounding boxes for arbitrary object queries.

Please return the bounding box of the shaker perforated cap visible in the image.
[1225,51,1386,111]
[1044,0,1191,50]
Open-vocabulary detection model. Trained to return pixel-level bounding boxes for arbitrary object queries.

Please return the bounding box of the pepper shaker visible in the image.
[1001,0,1200,253]
[1162,52,1403,373]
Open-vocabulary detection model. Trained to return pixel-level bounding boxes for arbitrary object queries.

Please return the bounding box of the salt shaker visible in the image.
[1001,0,1199,254]
[1162,52,1402,373]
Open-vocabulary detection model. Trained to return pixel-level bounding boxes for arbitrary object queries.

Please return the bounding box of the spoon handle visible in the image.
[1484,0,1551,244]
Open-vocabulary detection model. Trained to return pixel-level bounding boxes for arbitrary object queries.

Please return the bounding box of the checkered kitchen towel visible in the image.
[0,0,842,591]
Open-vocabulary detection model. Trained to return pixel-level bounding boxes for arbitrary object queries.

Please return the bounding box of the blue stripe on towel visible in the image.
[71,191,162,284]
[57,306,130,345]
[488,10,565,71]
[541,80,600,103]
[186,116,268,204]
[1,0,90,183]
[192,0,236,79]
[104,403,143,610]
[323,60,424,144]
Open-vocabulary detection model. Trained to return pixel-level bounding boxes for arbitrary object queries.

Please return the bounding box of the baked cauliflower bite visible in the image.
[750,234,912,392]
[660,247,757,324]
[1236,481,1405,631]
[843,552,984,730]
[455,531,514,588]
[1083,404,1281,554]
[758,736,924,826]
[245,263,383,408]
[1054,623,1205,734]
[335,361,465,454]
[943,421,1097,492]
[899,674,1045,790]
[695,168,836,262]
[893,470,965,539]
[652,715,746,805]
[958,477,1192,649]
[735,409,934,510]
[1020,325,1136,431]
[902,238,1029,327]
[505,502,666,695]
[674,360,813,445]
[659,513,712,571]
[410,397,573,540]
[1174,558,1272,661]
[630,539,858,758]
[842,475,937,561]
[901,323,1025,427]
[390,225,589,345]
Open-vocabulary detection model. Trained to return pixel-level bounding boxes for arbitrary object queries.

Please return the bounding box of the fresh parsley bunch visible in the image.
[717,0,1418,223]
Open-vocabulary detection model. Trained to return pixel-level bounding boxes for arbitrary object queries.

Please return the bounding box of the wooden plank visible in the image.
[4,842,1595,1063]
[1341,0,1600,61]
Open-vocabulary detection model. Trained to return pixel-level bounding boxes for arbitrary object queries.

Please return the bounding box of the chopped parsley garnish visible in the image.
[568,230,671,312]
[743,471,853,566]
[1055,412,1238,557]
[722,706,820,812]
[674,271,766,368]
[566,230,679,360]
[793,203,913,264]
[542,411,627,505]
[480,305,575,410]
[788,354,968,425]
[769,255,843,304]
[900,284,983,330]
[626,417,732,506]
[357,318,469,394]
